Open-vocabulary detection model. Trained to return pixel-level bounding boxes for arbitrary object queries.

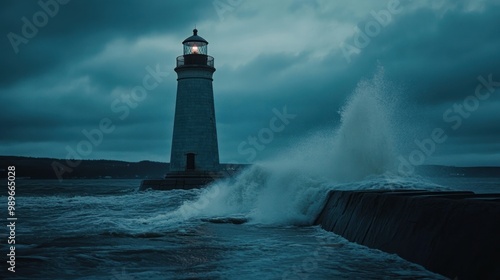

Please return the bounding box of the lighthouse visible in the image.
[170,28,220,172]
[140,29,223,190]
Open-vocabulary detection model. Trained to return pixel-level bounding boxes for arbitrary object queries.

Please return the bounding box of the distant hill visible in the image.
[0,156,498,180]
[0,156,169,180]
[416,165,500,178]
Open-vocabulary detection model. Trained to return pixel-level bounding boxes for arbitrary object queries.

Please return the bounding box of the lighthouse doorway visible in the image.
[186,153,196,170]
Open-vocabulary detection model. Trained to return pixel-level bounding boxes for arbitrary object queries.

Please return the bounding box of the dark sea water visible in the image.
[2,173,498,280]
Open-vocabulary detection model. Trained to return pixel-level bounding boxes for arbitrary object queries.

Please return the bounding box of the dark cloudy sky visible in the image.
[1,0,499,166]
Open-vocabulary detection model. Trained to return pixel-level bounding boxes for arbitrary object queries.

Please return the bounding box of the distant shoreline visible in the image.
[0,155,498,180]
[0,156,249,180]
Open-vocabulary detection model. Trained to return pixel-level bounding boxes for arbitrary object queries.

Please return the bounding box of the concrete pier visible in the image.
[314,190,500,279]
[140,171,223,191]
[139,164,247,191]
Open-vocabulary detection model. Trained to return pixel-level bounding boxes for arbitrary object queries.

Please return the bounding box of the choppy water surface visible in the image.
[5,178,458,279]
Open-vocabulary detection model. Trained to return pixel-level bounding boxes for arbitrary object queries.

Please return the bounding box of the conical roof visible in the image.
[182,29,208,44]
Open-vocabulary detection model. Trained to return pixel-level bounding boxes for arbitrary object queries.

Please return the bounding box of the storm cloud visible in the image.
[1,0,499,166]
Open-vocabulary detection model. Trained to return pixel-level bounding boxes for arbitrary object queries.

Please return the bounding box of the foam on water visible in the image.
[164,68,446,226]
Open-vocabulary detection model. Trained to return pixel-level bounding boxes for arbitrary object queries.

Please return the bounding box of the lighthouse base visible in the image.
[139,171,225,191]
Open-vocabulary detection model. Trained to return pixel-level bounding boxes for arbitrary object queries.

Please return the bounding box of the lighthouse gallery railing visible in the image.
[176,55,214,68]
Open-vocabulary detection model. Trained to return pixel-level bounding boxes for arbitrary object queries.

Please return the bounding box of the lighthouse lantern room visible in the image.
[177,29,213,67]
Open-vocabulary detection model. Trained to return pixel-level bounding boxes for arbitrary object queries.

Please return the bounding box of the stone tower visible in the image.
[169,28,220,172]
[140,29,223,190]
